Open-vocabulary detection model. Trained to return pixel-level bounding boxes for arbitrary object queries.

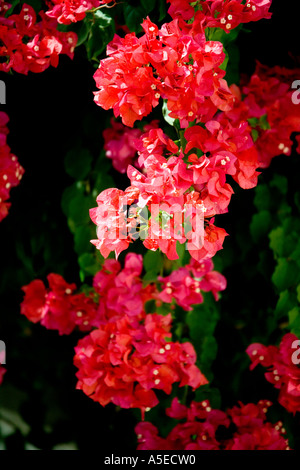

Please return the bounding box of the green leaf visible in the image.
[5,0,20,16]
[61,183,84,216]
[68,194,94,228]
[224,43,240,86]
[250,210,271,243]
[78,253,100,276]
[275,290,297,320]
[25,443,40,450]
[288,307,300,336]
[141,0,156,12]
[75,20,90,47]
[277,202,292,223]
[143,271,159,285]
[297,284,300,304]
[25,0,42,13]
[270,174,288,195]
[0,408,30,436]
[290,238,300,265]
[219,48,229,72]
[272,258,300,292]
[269,227,285,257]
[158,0,167,21]
[143,250,163,274]
[248,117,259,127]
[258,114,270,130]
[269,218,300,258]
[74,225,94,255]
[251,129,259,142]
[186,296,220,377]
[124,5,144,33]
[93,170,114,194]
[162,100,175,126]
[87,10,115,60]
[52,442,78,450]
[207,25,241,47]
[295,191,300,212]
[0,420,15,438]
[199,336,218,380]
[253,185,271,211]
[65,148,93,180]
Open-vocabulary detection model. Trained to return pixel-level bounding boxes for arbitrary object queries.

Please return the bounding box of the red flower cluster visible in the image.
[0,3,77,74]
[90,163,229,261]
[167,0,272,32]
[94,254,226,319]
[186,114,261,189]
[21,254,226,329]
[93,113,249,260]
[20,273,98,335]
[134,126,179,168]
[103,119,159,174]
[93,59,300,260]
[93,12,296,267]
[247,333,300,414]
[157,258,226,309]
[94,17,234,127]
[93,253,152,323]
[21,253,227,413]
[136,398,290,450]
[0,112,24,222]
[225,63,300,168]
[90,186,140,259]
[74,313,207,416]
[93,114,252,260]
[46,0,112,25]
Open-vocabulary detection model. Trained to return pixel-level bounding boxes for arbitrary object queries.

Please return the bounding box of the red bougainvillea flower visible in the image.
[46,0,113,24]
[93,56,300,264]
[128,154,193,200]
[93,253,148,323]
[224,63,300,169]
[91,144,228,261]
[185,118,260,191]
[92,253,225,320]
[247,333,300,414]
[21,274,99,335]
[135,126,179,168]
[74,313,207,416]
[92,69,300,266]
[167,0,195,21]
[136,398,290,450]
[94,17,234,127]
[167,0,272,33]
[21,279,48,323]
[0,112,24,222]
[156,257,226,310]
[21,253,226,333]
[89,186,142,259]
[93,23,161,127]
[226,400,289,450]
[103,119,159,173]
[0,4,77,74]
[187,218,228,261]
